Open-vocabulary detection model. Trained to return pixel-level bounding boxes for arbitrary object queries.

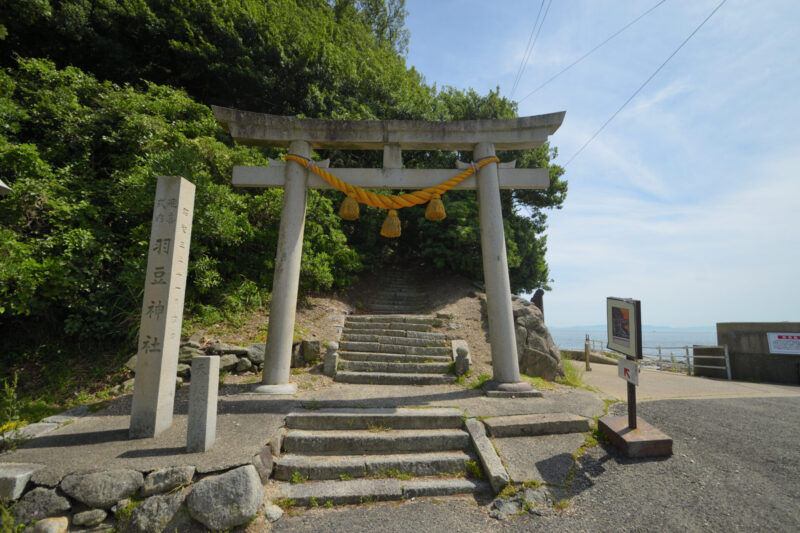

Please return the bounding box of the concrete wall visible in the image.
[693,345,728,380]
[716,322,800,385]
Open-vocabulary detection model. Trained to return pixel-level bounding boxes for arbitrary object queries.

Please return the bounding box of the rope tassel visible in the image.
[425,193,446,221]
[339,195,359,220]
[380,210,401,238]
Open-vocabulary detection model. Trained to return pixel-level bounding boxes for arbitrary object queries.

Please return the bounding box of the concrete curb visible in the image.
[464,418,509,493]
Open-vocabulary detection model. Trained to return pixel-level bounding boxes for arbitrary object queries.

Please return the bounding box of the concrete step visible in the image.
[285,408,465,431]
[334,371,457,386]
[340,361,452,374]
[346,315,440,325]
[274,451,474,481]
[344,321,432,332]
[482,413,591,438]
[280,477,488,506]
[364,304,426,313]
[341,329,447,340]
[340,334,449,348]
[283,429,470,455]
[339,341,450,356]
[338,351,452,364]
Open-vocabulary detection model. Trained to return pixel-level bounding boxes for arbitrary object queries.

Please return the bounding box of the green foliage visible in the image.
[0,58,359,365]
[290,471,308,484]
[557,361,586,389]
[465,460,483,480]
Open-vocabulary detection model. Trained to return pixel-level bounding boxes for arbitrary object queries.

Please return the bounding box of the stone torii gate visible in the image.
[212,107,565,395]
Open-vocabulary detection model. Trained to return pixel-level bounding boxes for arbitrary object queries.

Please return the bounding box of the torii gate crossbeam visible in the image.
[212,107,565,395]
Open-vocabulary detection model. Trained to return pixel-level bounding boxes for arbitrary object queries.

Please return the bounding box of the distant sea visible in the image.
[549,326,717,358]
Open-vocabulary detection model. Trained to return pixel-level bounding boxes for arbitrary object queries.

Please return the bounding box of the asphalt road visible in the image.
[273,396,800,532]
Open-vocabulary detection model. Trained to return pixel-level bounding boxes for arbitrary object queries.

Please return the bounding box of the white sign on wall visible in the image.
[767,333,800,355]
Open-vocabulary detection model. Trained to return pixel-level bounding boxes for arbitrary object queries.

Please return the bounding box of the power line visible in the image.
[511,0,553,98]
[565,0,727,167]
[510,0,546,97]
[518,0,668,103]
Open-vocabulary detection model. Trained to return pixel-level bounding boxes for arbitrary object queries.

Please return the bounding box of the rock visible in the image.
[179,346,204,363]
[181,341,202,350]
[263,503,284,522]
[208,343,248,356]
[522,487,551,506]
[246,343,266,364]
[111,498,131,515]
[72,509,107,527]
[187,465,263,531]
[512,302,565,381]
[23,516,68,533]
[492,497,522,516]
[290,342,303,368]
[455,345,470,376]
[60,470,143,509]
[175,377,184,386]
[251,448,273,484]
[302,340,321,365]
[176,364,191,378]
[124,355,137,372]
[0,462,44,500]
[121,489,186,533]
[218,354,238,371]
[15,487,71,525]
[236,357,253,372]
[323,342,339,377]
[141,466,195,497]
[188,330,204,344]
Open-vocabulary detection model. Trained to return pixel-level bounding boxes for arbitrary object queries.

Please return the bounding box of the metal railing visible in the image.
[586,337,731,380]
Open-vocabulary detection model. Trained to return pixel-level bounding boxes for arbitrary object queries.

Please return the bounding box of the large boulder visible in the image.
[15,487,70,525]
[512,300,565,381]
[187,465,263,531]
[122,489,186,533]
[60,470,143,509]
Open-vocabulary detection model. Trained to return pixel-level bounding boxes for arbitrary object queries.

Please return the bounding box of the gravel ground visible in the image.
[273,396,800,532]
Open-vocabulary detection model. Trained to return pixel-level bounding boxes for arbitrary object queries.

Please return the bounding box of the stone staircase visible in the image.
[334,315,457,385]
[276,408,488,505]
[360,270,429,314]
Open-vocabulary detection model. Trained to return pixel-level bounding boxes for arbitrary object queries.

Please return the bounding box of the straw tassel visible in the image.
[425,193,446,221]
[339,195,359,220]
[380,209,401,238]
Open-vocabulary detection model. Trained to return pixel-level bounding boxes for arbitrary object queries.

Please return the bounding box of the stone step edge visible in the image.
[279,477,489,506]
[285,408,465,430]
[340,334,449,347]
[283,428,469,454]
[339,361,452,375]
[338,352,452,363]
[341,329,447,339]
[274,451,476,481]
[482,413,591,438]
[334,372,457,386]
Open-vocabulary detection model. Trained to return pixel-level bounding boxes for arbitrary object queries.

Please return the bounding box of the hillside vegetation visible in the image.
[0,1,566,408]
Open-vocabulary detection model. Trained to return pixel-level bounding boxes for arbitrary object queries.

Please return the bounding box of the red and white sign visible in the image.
[618,358,639,386]
[767,332,800,355]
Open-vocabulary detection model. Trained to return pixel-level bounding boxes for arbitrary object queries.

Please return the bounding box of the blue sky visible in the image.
[404,0,800,328]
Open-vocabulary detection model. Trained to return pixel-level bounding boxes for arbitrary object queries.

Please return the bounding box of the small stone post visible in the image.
[323,342,339,377]
[585,334,592,371]
[256,140,310,395]
[187,356,219,453]
[130,176,195,438]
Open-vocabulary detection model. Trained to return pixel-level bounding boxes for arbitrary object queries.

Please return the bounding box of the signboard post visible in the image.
[599,297,673,458]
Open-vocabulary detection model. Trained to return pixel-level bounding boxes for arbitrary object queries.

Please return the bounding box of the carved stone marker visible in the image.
[130,176,195,438]
[187,356,219,453]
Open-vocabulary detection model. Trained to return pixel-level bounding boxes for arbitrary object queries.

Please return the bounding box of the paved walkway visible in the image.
[581,362,800,401]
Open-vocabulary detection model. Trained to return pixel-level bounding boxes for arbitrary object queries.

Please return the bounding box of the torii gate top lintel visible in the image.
[211,105,565,151]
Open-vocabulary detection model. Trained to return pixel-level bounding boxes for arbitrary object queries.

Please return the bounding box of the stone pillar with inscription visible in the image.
[130,176,195,438]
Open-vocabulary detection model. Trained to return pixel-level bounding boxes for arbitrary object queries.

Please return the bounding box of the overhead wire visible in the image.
[510,0,545,97]
[510,0,553,98]
[518,0,668,103]
[564,0,728,167]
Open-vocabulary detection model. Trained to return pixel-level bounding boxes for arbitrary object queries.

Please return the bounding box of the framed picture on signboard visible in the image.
[606,297,642,359]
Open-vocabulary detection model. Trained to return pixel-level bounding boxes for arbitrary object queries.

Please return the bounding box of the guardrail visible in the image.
[586,338,731,380]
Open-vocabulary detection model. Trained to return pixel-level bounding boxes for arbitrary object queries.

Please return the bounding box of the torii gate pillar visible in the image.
[475,142,522,386]
[253,140,310,394]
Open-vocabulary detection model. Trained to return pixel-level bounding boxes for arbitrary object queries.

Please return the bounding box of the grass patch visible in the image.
[553,499,570,511]
[338,474,352,481]
[455,369,473,386]
[324,500,334,508]
[521,480,542,490]
[367,423,391,433]
[275,498,295,510]
[291,368,304,375]
[467,373,491,389]
[290,472,308,484]
[521,374,556,390]
[497,484,519,500]
[114,496,142,522]
[465,460,483,480]
[374,468,413,480]
[556,360,592,390]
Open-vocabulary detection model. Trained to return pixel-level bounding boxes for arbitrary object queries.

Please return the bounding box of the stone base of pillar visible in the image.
[482,380,543,398]
[251,383,297,395]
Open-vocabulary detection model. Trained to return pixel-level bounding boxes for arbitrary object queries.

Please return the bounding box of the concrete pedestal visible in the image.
[599,415,673,458]
[187,356,219,453]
